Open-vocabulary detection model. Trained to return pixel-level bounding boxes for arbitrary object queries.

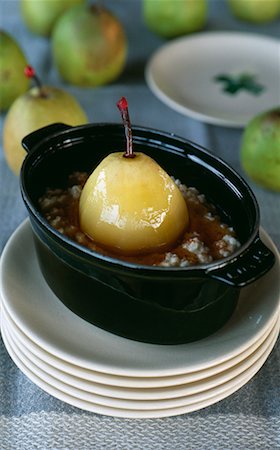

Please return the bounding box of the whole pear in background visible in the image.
[228,0,280,23]
[0,31,29,111]
[3,67,88,175]
[240,108,280,191]
[52,4,127,87]
[143,0,207,38]
[21,0,85,36]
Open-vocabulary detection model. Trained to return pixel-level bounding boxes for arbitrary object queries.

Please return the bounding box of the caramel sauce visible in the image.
[39,172,238,266]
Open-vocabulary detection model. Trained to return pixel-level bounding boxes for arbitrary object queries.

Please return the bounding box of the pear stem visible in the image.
[24,65,48,98]
[117,97,135,158]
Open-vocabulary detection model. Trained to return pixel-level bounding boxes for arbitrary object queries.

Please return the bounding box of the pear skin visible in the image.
[21,0,85,36]
[143,0,207,38]
[228,0,280,23]
[241,108,280,191]
[79,152,189,255]
[0,31,29,111]
[52,5,127,86]
[3,86,87,175]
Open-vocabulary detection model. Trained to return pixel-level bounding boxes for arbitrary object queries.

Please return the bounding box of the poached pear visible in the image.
[240,108,280,191]
[79,97,189,255]
[21,0,85,36]
[227,0,280,23]
[0,31,29,111]
[52,4,127,87]
[143,0,207,38]
[3,66,87,175]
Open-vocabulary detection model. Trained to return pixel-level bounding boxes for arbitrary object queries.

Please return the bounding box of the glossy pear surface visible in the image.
[3,86,87,175]
[79,152,189,255]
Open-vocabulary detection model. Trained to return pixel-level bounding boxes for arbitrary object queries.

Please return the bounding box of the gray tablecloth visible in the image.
[1,1,280,448]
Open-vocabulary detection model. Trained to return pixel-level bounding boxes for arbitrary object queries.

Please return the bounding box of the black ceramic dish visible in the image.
[20,123,275,344]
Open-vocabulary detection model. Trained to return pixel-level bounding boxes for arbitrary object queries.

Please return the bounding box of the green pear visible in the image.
[21,0,85,37]
[79,97,189,255]
[3,73,87,175]
[0,31,29,111]
[240,108,280,191]
[52,4,127,87]
[143,0,207,38]
[228,0,280,23]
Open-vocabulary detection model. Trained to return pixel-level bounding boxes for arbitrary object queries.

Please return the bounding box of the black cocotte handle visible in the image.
[21,123,73,154]
[206,236,275,287]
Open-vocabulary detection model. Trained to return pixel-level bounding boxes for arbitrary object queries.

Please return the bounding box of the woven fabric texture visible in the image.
[0,0,280,449]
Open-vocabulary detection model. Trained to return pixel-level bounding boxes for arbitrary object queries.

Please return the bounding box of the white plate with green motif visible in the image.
[145,32,280,127]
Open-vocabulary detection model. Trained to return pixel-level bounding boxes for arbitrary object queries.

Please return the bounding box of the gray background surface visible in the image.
[0,0,280,448]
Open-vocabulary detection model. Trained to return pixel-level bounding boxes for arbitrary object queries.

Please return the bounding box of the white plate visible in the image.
[145,32,280,127]
[1,219,279,377]
[2,305,279,402]
[2,299,279,392]
[2,318,278,418]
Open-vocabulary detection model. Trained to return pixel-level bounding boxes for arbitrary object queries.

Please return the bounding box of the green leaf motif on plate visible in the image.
[214,73,265,95]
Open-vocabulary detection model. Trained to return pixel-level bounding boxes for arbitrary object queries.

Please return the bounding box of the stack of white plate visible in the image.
[1,220,279,418]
